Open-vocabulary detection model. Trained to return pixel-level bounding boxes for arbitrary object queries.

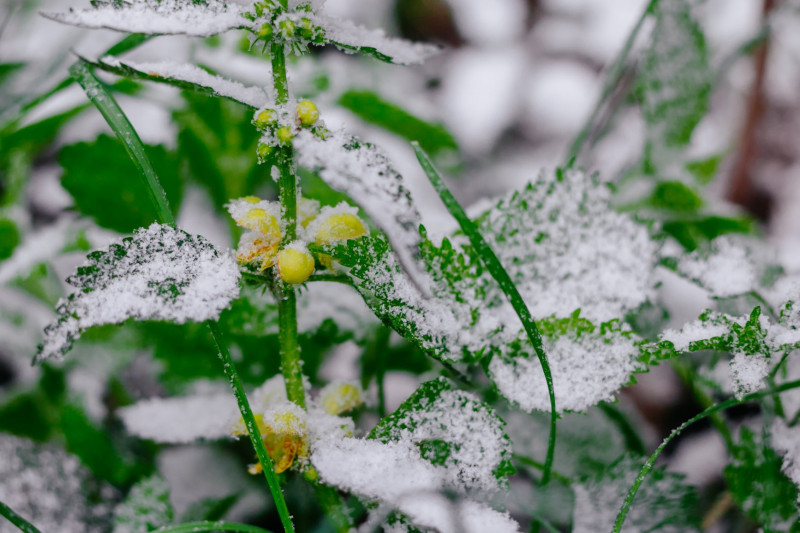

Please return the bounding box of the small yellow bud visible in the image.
[296,100,319,128]
[314,213,367,245]
[243,208,281,236]
[257,23,273,40]
[298,198,320,228]
[254,108,277,130]
[320,383,363,415]
[277,247,315,284]
[278,18,295,39]
[242,195,262,204]
[257,142,274,160]
[276,126,294,145]
[298,17,314,39]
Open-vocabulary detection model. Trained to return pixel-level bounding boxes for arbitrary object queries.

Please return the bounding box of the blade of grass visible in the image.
[613,378,800,532]
[69,58,175,227]
[154,521,272,533]
[413,142,558,485]
[0,500,41,533]
[72,65,295,533]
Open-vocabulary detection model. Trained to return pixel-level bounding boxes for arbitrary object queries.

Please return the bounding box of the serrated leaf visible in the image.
[112,474,174,533]
[338,90,458,159]
[573,455,701,533]
[725,427,800,532]
[369,377,513,492]
[59,135,183,234]
[36,224,240,362]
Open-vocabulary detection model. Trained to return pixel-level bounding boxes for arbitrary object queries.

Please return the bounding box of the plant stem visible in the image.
[413,143,558,485]
[154,521,273,533]
[0,500,41,533]
[613,378,800,532]
[671,360,735,452]
[209,323,295,533]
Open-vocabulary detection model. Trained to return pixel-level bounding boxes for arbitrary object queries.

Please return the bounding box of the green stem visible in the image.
[613,378,800,532]
[313,483,354,533]
[413,143,558,485]
[209,323,295,533]
[271,42,289,105]
[0,501,41,533]
[671,360,735,452]
[512,454,572,486]
[277,288,306,408]
[597,402,646,456]
[154,521,272,533]
[565,0,658,165]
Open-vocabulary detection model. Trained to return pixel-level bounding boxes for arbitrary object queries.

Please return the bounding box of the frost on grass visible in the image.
[37,224,240,362]
[310,13,440,65]
[488,315,641,413]
[294,129,426,287]
[572,456,700,533]
[0,434,113,533]
[42,0,247,36]
[673,236,758,297]
[97,57,273,109]
[112,474,173,533]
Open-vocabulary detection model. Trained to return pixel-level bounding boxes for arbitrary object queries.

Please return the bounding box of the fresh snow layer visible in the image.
[312,14,440,65]
[729,352,769,399]
[676,236,757,297]
[38,224,241,362]
[43,0,249,36]
[771,419,800,501]
[98,57,273,108]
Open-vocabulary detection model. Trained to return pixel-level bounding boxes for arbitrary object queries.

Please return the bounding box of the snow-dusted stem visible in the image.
[271,38,307,409]
[0,499,41,533]
[210,323,295,533]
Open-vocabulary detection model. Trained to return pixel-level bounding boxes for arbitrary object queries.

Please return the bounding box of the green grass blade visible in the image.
[209,322,295,533]
[412,142,558,485]
[154,521,272,533]
[613,378,800,532]
[0,501,41,533]
[69,58,175,227]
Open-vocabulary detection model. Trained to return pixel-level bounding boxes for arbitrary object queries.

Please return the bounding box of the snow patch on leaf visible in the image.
[675,236,757,297]
[37,223,240,362]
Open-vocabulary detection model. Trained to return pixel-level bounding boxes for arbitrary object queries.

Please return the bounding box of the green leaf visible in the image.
[113,474,174,533]
[686,154,723,185]
[0,216,20,260]
[369,377,514,491]
[639,0,711,162]
[662,215,754,251]
[646,181,703,212]
[338,90,458,159]
[725,427,800,532]
[59,135,183,233]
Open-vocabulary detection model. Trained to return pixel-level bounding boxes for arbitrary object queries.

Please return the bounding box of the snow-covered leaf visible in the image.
[42,0,249,37]
[112,474,174,533]
[573,455,700,533]
[94,57,273,109]
[369,377,514,492]
[670,236,759,297]
[37,223,241,362]
[311,14,440,66]
[294,130,427,289]
[488,313,641,413]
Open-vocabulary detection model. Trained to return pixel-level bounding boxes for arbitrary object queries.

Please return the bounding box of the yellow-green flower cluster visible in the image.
[251,99,327,164]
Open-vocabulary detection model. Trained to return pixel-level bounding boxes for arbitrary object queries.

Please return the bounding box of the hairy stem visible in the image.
[413,143,558,485]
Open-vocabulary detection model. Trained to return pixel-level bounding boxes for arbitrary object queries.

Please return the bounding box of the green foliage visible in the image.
[661,215,754,251]
[0,216,20,260]
[646,181,704,212]
[59,135,183,233]
[725,428,800,532]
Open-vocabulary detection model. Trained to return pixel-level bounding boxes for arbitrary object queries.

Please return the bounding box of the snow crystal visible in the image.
[661,320,729,351]
[37,224,241,362]
[293,129,427,289]
[42,0,249,37]
[676,236,757,298]
[0,434,113,533]
[119,393,238,443]
[98,57,273,109]
[489,326,640,413]
[311,14,440,66]
[391,493,520,533]
[729,352,769,399]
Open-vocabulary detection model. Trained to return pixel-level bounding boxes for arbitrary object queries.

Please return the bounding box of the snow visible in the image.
[98,57,274,108]
[661,320,729,352]
[770,419,800,501]
[729,352,769,399]
[445,0,528,46]
[676,237,757,297]
[37,224,241,362]
[312,14,440,66]
[42,0,249,37]
[489,326,641,413]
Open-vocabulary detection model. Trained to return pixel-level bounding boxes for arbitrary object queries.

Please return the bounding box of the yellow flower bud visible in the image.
[254,108,277,130]
[278,18,295,39]
[277,247,315,284]
[257,23,273,40]
[298,198,320,228]
[296,100,319,128]
[242,195,262,204]
[319,382,363,415]
[276,126,294,145]
[257,142,274,161]
[314,212,367,245]
[243,208,281,235]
